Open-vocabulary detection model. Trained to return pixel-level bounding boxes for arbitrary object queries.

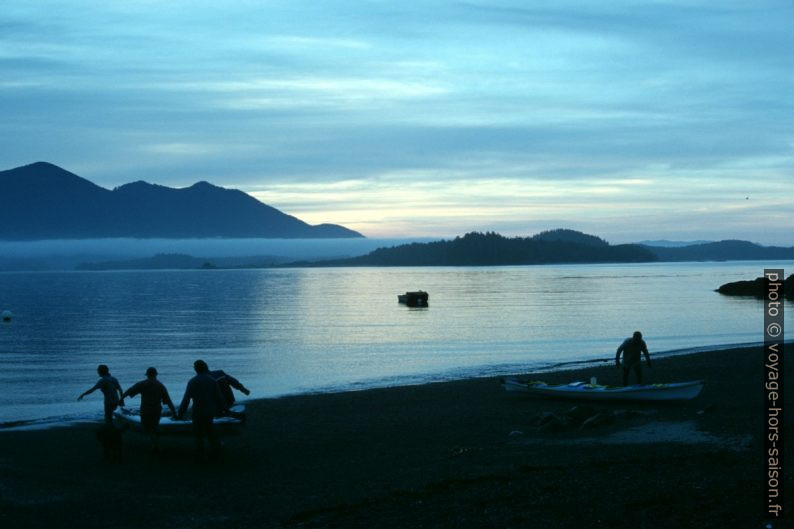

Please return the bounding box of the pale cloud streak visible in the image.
[0,0,792,243]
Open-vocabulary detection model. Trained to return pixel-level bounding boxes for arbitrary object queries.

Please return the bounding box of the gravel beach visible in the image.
[1,345,789,528]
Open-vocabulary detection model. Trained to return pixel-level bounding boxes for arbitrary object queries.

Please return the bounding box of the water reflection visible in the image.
[0,261,791,424]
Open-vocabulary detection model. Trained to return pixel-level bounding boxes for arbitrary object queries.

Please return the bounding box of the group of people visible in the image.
[77,332,650,457]
[78,360,250,456]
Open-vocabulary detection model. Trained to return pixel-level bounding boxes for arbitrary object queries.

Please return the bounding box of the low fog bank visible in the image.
[0,238,439,271]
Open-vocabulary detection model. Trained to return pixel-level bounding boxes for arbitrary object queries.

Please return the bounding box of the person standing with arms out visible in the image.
[178,360,226,460]
[210,369,251,407]
[120,367,177,452]
[78,364,124,424]
[616,331,652,386]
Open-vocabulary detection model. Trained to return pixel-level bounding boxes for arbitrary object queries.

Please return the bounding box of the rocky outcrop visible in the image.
[528,405,657,433]
[716,274,793,299]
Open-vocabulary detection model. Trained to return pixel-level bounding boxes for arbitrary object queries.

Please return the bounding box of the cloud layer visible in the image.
[2,0,792,243]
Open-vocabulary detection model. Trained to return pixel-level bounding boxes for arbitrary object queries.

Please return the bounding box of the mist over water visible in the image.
[0,237,437,270]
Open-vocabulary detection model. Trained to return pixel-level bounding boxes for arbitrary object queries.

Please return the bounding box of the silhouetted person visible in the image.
[209,369,251,407]
[178,360,226,459]
[120,367,177,452]
[616,331,652,386]
[78,364,124,424]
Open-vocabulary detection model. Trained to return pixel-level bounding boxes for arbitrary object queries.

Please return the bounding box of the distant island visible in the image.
[297,230,794,267]
[298,230,656,266]
[70,229,794,270]
[0,162,362,239]
[75,253,293,271]
[637,239,714,248]
[642,240,794,261]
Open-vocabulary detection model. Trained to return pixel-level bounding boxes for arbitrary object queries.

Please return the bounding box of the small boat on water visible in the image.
[114,404,246,436]
[398,291,429,307]
[502,378,704,402]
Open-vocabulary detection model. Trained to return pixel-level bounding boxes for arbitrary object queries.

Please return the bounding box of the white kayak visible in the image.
[502,378,704,402]
[114,404,246,436]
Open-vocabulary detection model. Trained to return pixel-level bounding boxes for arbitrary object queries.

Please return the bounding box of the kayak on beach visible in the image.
[114,404,246,436]
[502,378,704,401]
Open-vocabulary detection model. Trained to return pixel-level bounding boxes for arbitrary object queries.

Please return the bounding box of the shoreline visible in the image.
[0,340,780,432]
[1,344,790,528]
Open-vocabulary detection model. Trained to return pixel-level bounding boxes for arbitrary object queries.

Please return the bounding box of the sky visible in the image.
[1,0,793,244]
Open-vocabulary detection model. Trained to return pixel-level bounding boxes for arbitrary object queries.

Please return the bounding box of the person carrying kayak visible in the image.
[209,369,251,407]
[78,364,124,424]
[120,367,177,452]
[178,360,227,459]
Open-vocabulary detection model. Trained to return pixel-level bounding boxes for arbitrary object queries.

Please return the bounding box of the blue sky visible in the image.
[2,1,792,243]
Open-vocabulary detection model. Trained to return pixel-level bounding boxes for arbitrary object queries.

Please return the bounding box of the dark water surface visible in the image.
[0,261,790,425]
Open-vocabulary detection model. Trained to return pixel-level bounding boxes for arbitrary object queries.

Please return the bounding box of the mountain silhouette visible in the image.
[0,162,363,239]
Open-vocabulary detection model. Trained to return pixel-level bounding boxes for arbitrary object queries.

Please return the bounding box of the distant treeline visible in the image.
[300,230,794,267]
[647,240,794,261]
[316,230,656,266]
[76,253,289,270]
[55,229,794,271]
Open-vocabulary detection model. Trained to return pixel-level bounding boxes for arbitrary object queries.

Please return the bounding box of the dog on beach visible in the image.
[95,423,128,463]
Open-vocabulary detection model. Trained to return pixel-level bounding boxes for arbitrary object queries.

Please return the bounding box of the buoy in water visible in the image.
[2,310,12,322]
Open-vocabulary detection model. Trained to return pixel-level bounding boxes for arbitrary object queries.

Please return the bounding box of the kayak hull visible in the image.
[502,379,704,402]
[113,405,246,436]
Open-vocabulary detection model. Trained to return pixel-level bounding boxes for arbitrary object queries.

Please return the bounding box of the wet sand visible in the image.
[1,346,790,528]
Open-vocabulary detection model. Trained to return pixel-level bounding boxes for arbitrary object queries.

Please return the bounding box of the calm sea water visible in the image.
[0,261,791,426]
